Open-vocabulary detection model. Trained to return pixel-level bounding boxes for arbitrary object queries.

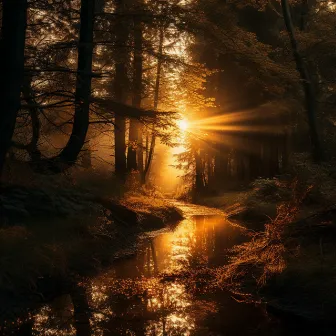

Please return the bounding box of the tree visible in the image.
[143,23,164,184]
[127,0,144,173]
[114,0,130,181]
[0,0,28,177]
[10,0,96,173]
[281,0,324,162]
[56,0,96,167]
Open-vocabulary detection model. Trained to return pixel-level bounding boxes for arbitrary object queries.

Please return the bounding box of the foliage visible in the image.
[250,178,293,202]
[218,179,312,288]
[291,153,336,206]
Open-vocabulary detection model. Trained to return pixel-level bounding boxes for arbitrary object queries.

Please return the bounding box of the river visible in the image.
[3,203,323,335]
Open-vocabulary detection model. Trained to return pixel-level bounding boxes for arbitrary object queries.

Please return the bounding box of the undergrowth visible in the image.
[218,179,312,289]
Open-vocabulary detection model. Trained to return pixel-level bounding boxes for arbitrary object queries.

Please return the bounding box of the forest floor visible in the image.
[200,170,336,326]
[0,183,183,318]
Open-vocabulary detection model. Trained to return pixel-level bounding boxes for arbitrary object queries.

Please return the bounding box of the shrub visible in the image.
[219,180,312,289]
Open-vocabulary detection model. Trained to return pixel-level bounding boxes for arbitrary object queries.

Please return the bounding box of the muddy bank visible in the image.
[0,185,183,226]
[0,185,183,321]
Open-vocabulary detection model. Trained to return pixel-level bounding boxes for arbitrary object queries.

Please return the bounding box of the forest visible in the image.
[1,0,336,335]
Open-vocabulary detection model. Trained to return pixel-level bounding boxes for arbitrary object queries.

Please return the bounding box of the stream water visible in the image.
[2,203,324,335]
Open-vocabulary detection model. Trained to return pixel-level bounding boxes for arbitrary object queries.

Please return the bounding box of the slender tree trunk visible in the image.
[153,27,164,113]
[281,0,324,162]
[12,74,42,161]
[145,134,149,164]
[137,126,144,174]
[0,0,28,178]
[127,9,143,172]
[206,155,211,188]
[143,135,155,184]
[143,25,164,184]
[214,147,229,188]
[114,0,129,181]
[195,149,204,193]
[22,74,42,161]
[127,120,139,170]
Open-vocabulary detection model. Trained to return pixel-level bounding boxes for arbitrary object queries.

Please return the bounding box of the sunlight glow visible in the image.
[178,119,189,132]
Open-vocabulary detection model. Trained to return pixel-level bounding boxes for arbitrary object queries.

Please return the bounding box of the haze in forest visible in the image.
[2,0,336,335]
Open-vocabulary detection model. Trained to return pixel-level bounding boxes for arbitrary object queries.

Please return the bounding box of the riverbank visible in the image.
[0,184,183,319]
[201,174,336,326]
[2,203,295,336]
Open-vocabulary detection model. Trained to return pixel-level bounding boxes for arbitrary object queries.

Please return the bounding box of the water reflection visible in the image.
[5,214,293,335]
[83,215,237,336]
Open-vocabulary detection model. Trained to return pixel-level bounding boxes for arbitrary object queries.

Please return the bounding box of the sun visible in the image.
[178,119,189,131]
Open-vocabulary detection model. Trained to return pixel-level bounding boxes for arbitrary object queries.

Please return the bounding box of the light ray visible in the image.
[178,119,189,131]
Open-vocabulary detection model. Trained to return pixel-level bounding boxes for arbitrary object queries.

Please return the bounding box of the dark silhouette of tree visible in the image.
[113,0,130,181]
[281,0,324,162]
[127,0,144,173]
[0,0,28,177]
[143,23,164,184]
[57,0,96,167]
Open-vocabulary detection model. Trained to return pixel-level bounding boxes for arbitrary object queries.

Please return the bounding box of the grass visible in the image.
[122,194,183,225]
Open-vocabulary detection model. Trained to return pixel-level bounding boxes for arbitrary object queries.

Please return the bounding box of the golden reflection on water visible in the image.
[33,296,76,335]
[22,215,243,335]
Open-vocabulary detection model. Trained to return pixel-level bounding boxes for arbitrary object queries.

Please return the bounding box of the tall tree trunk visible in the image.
[58,0,95,165]
[127,9,143,172]
[0,0,28,178]
[143,25,164,184]
[33,0,95,173]
[114,0,129,181]
[281,0,324,162]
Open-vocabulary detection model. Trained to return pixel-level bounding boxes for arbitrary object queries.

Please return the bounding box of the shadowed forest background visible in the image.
[2,0,336,194]
[2,0,336,334]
